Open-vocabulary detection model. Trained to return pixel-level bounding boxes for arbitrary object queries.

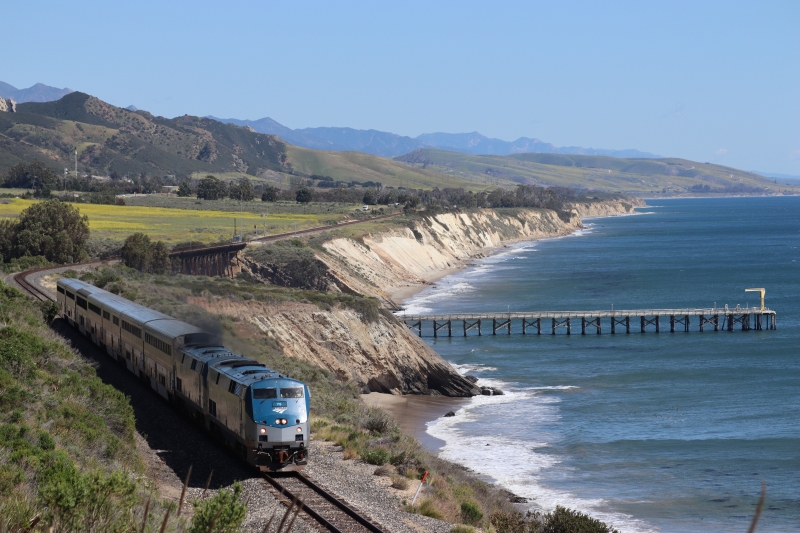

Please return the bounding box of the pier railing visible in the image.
[399,307,776,337]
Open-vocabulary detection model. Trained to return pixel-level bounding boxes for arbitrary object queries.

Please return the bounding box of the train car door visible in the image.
[155,363,169,399]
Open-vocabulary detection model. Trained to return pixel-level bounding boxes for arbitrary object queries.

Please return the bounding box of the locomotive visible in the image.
[56,277,309,471]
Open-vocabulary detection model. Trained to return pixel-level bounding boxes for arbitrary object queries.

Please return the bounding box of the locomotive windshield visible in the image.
[253,388,277,399]
[280,388,304,398]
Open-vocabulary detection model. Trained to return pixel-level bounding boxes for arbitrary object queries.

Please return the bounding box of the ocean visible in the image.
[402,197,799,533]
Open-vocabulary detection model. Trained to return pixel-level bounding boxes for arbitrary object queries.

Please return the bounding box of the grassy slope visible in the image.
[397,149,797,195]
[0,284,159,530]
[285,144,518,190]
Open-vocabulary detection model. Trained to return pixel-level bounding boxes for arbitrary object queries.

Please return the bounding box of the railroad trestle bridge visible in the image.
[401,307,776,337]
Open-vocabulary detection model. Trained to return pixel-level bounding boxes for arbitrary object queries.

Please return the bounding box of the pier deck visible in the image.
[401,307,776,337]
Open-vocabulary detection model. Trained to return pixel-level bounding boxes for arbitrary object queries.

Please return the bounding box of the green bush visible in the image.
[38,454,138,532]
[419,498,444,520]
[450,526,476,533]
[460,501,483,525]
[190,481,247,533]
[534,506,619,533]
[362,447,391,465]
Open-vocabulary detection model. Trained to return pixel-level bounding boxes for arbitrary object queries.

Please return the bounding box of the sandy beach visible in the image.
[362,392,469,450]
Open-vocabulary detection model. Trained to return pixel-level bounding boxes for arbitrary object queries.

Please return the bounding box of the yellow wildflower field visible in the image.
[0,199,334,243]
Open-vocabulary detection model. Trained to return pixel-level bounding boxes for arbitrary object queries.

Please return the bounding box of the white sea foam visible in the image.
[426,372,658,533]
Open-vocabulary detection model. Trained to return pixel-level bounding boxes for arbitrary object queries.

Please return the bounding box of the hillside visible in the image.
[394,149,791,195]
[0,92,287,177]
[0,92,794,196]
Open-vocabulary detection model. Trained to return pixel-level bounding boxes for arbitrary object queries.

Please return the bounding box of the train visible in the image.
[56,277,309,471]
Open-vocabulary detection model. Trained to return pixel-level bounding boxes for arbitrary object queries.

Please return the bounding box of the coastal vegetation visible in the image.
[0,279,237,531]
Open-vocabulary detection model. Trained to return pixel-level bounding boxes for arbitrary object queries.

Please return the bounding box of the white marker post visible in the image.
[411,471,429,505]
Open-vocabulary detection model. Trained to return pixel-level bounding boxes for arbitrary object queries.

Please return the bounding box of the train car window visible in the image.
[145,333,173,356]
[88,303,101,315]
[121,320,142,338]
[228,380,236,393]
[113,316,119,326]
[176,378,182,392]
[57,286,65,294]
[103,311,110,320]
[215,372,221,385]
[66,291,74,300]
[209,399,217,417]
[190,359,197,371]
[280,388,304,398]
[181,353,186,364]
[253,388,277,399]
[76,297,87,310]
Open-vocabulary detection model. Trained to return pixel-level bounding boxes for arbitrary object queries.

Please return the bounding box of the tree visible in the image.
[261,185,279,202]
[2,161,59,197]
[12,200,89,263]
[362,190,377,205]
[228,178,254,201]
[295,187,312,203]
[177,181,193,197]
[196,175,226,200]
[151,241,171,274]
[120,233,152,272]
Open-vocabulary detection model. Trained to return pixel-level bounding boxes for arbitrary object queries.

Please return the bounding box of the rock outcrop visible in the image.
[0,97,17,112]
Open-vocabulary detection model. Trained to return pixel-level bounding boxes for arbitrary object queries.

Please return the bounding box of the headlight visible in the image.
[296,427,302,432]
[282,418,288,425]
[260,428,266,434]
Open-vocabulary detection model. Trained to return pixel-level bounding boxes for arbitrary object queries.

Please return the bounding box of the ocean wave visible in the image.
[426,376,657,533]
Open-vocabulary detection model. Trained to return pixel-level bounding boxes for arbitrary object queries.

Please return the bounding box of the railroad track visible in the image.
[13,268,56,302]
[12,269,389,533]
[264,472,387,533]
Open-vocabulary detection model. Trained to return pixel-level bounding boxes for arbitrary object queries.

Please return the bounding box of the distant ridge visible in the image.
[0,81,74,103]
[209,115,660,159]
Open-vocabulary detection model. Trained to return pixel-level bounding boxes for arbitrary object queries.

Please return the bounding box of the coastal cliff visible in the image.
[231,199,642,397]
[319,199,643,303]
[185,296,479,396]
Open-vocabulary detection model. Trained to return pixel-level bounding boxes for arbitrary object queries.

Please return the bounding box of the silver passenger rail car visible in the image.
[55,277,311,471]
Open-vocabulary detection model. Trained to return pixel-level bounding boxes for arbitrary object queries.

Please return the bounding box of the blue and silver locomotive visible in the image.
[56,277,309,470]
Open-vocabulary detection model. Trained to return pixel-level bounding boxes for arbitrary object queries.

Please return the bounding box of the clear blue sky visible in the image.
[3,1,799,174]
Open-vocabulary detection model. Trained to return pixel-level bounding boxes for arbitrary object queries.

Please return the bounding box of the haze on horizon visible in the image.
[2,0,798,175]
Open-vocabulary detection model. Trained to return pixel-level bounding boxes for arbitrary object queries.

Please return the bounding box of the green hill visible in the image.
[0,92,795,196]
[394,149,793,195]
[0,92,287,178]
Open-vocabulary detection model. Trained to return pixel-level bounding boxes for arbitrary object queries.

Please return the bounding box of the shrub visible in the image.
[450,526,476,533]
[460,501,483,525]
[360,407,393,435]
[362,447,391,465]
[390,474,410,490]
[490,511,527,533]
[535,506,619,533]
[190,481,247,533]
[419,498,444,520]
[296,187,312,203]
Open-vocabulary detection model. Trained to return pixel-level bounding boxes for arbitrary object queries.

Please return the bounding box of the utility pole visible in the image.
[64,168,68,193]
[74,150,78,182]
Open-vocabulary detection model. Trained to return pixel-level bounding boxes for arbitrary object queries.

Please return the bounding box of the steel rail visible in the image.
[264,472,388,533]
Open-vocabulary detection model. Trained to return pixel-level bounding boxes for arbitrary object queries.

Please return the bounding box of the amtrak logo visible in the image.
[272,401,288,414]
[272,406,287,414]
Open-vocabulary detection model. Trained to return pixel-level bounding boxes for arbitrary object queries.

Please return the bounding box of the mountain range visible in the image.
[0,81,73,103]
[208,116,661,159]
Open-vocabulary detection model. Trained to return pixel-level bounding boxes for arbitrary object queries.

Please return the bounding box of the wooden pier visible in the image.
[401,307,776,337]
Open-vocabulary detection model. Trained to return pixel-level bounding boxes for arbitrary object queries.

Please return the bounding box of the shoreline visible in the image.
[362,392,469,450]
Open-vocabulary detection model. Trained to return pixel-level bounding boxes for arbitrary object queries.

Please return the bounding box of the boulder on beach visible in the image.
[444,411,456,417]
[464,375,479,383]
